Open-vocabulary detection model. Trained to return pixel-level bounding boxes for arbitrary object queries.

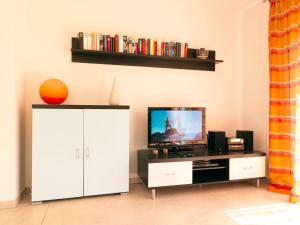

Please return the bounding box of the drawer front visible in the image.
[148,161,192,188]
[229,156,266,180]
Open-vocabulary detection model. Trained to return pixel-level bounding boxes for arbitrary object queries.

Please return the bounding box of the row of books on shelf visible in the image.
[78,32,188,58]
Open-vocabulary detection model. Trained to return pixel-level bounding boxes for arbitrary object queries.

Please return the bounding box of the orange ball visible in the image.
[39,79,68,104]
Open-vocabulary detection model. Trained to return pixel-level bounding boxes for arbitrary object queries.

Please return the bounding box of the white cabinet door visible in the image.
[229,156,266,180]
[148,161,193,188]
[32,109,84,201]
[83,109,129,196]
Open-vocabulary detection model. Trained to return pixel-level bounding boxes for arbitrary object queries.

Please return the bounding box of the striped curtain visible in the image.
[269,0,300,203]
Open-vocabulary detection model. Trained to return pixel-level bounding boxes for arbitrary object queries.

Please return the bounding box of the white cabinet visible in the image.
[148,161,192,188]
[83,109,129,196]
[32,109,84,201]
[32,106,129,202]
[229,156,266,180]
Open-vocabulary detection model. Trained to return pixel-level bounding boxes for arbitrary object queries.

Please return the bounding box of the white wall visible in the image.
[0,0,25,202]
[23,0,248,187]
[239,1,269,153]
[0,0,270,201]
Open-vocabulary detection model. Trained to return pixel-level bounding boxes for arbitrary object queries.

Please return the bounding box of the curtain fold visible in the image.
[269,0,300,203]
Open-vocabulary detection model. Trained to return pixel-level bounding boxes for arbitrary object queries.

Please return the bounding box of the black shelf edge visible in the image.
[32,104,130,109]
[71,37,223,71]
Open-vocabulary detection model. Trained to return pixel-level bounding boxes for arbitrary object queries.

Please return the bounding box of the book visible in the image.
[176,42,180,57]
[107,35,111,52]
[147,39,151,55]
[134,38,137,54]
[128,37,133,53]
[144,39,148,55]
[154,41,157,55]
[184,43,188,58]
[174,42,176,57]
[129,37,135,53]
[123,36,128,53]
[165,42,169,56]
[151,40,155,55]
[115,35,119,52]
[87,33,92,50]
[161,42,165,56]
[99,34,104,51]
[173,42,176,56]
[157,41,161,56]
[170,42,174,57]
[181,43,184,57]
[142,38,147,55]
[111,37,115,53]
[78,32,83,50]
[134,42,138,54]
[96,34,99,51]
[103,35,107,52]
[91,32,96,50]
[83,33,88,50]
[137,39,141,54]
[119,35,123,53]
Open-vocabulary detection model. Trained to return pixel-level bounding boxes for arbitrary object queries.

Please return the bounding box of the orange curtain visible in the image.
[269,0,300,203]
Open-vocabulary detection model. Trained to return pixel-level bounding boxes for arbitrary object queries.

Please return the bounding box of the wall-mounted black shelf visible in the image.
[71,37,223,71]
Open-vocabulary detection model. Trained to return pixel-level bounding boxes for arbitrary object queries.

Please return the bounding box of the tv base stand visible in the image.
[138,149,266,199]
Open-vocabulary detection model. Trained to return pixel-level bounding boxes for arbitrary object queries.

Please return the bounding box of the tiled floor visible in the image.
[0,182,294,225]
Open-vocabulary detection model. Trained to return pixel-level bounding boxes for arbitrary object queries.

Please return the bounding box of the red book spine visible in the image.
[154,41,157,55]
[107,35,111,52]
[161,42,165,56]
[135,43,138,54]
[184,43,188,58]
[142,39,146,55]
[115,35,119,52]
[145,39,147,55]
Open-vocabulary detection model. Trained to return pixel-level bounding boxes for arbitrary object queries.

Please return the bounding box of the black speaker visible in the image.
[236,130,253,152]
[208,131,226,153]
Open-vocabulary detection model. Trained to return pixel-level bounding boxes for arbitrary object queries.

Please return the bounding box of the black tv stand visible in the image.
[138,148,266,199]
[176,151,194,157]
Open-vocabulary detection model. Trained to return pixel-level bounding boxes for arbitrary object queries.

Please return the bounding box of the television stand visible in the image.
[176,151,194,157]
[137,149,266,199]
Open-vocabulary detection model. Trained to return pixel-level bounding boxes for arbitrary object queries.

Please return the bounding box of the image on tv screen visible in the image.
[150,110,203,144]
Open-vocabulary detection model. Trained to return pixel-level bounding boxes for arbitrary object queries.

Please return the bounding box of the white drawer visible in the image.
[229,156,266,180]
[148,161,192,188]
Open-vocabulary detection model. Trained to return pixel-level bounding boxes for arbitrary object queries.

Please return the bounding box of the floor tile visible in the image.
[0,182,292,225]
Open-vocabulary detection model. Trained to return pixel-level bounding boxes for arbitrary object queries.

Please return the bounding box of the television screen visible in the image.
[148,107,206,147]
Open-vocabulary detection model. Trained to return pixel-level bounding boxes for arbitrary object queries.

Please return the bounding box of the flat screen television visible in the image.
[148,107,206,148]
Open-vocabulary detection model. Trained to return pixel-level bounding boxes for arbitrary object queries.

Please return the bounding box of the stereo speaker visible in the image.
[236,130,253,152]
[208,131,226,153]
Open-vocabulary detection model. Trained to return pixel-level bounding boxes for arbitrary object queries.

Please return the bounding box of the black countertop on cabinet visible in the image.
[32,104,130,109]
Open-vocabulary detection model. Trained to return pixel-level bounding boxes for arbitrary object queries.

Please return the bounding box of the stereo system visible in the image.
[208,130,253,153]
[236,130,253,152]
[227,138,244,151]
[208,131,226,153]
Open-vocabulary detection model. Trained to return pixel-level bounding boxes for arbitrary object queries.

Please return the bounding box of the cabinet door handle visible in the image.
[165,172,176,176]
[75,148,80,159]
[244,166,253,170]
[85,147,90,158]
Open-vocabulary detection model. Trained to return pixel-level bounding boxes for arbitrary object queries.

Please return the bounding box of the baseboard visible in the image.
[0,188,26,210]
[129,176,141,184]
